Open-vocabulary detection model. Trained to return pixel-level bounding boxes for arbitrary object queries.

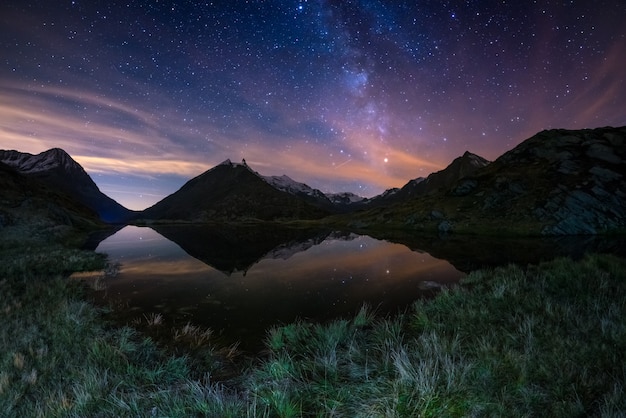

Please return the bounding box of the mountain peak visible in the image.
[0,148,132,223]
[451,151,490,171]
[326,191,366,205]
[142,159,330,221]
[217,158,254,171]
[0,148,82,174]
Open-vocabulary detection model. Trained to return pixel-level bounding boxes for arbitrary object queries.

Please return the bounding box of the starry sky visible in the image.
[1,1,625,210]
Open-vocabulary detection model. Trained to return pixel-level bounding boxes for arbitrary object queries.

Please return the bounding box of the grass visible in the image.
[244,253,626,417]
[1,233,625,416]
[0,242,254,417]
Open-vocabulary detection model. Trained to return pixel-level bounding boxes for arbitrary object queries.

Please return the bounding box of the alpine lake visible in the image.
[74,224,626,353]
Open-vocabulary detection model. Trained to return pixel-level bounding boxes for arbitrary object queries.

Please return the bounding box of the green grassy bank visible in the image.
[1,240,625,416]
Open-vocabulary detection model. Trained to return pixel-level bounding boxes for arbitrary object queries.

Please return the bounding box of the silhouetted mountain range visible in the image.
[353,151,490,210]
[0,148,133,223]
[350,126,626,235]
[1,126,625,235]
[0,160,101,233]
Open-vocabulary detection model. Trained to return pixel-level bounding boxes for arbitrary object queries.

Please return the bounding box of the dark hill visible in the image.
[0,161,102,234]
[346,126,626,235]
[358,151,490,210]
[390,151,490,201]
[140,160,330,222]
[0,148,133,223]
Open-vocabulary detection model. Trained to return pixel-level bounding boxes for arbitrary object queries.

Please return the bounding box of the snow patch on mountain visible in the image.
[262,174,324,198]
[326,192,366,205]
[379,187,400,198]
[460,151,491,170]
[0,148,81,174]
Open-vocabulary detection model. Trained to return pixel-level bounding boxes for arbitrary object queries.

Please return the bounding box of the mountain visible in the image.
[261,175,371,213]
[0,161,102,237]
[407,151,490,195]
[346,126,626,235]
[140,159,330,222]
[0,148,133,223]
[353,151,490,211]
[380,151,491,204]
[262,174,336,211]
[326,192,367,205]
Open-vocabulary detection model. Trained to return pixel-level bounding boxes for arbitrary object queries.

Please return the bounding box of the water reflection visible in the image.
[88,225,465,351]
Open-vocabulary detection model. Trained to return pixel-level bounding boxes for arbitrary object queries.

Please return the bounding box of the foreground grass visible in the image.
[252,255,626,417]
[0,244,253,417]
[1,241,625,416]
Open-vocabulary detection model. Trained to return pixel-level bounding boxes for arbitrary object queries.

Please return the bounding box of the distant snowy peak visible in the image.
[262,174,325,198]
[326,192,366,205]
[379,187,400,198]
[0,148,82,174]
[461,151,490,168]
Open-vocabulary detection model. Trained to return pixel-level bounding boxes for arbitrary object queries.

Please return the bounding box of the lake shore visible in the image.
[1,235,625,416]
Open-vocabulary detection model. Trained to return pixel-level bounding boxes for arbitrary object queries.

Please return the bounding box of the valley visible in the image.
[1,126,626,416]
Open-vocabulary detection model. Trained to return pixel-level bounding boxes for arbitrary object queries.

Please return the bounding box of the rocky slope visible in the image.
[348,126,626,235]
[0,161,102,238]
[0,148,133,223]
[350,151,490,211]
[387,151,490,202]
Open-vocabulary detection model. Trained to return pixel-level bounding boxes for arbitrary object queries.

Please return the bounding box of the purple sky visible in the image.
[1,1,625,210]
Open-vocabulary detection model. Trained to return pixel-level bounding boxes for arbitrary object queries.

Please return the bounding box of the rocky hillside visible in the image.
[381,151,490,203]
[140,159,330,222]
[0,161,102,240]
[0,148,133,223]
[348,126,626,235]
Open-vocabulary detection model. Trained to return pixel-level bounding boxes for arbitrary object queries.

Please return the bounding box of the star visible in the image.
[0,0,624,210]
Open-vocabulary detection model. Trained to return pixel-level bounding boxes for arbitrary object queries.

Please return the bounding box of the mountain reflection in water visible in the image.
[87,225,626,352]
[88,225,463,351]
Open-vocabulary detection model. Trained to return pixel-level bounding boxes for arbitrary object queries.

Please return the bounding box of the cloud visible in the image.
[74,155,208,178]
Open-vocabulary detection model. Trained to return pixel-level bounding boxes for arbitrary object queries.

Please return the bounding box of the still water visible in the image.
[81,225,626,352]
[83,225,463,351]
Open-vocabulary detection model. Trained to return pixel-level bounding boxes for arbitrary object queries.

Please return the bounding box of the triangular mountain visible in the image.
[140,159,330,222]
[0,148,133,223]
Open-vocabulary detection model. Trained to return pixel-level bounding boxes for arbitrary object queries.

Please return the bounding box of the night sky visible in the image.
[1,1,625,210]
